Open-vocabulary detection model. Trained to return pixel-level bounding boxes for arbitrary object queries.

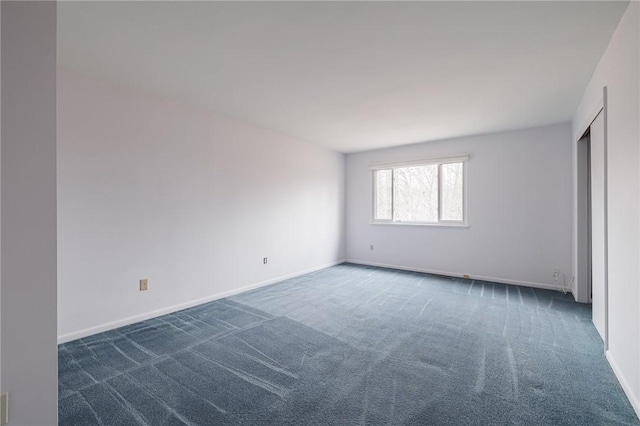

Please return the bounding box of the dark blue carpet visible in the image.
[59,263,640,425]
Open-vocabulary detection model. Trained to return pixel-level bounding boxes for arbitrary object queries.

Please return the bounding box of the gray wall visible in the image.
[346,123,573,290]
[571,1,640,416]
[57,69,345,342]
[1,2,58,425]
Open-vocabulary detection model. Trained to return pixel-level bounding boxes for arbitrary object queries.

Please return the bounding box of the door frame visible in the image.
[576,132,591,304]
[575,87,608,352]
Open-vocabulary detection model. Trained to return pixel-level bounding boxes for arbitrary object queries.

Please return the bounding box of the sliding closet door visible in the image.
[590,110,606,341]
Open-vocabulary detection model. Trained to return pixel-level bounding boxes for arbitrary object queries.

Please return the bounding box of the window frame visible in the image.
[370,155,469,227]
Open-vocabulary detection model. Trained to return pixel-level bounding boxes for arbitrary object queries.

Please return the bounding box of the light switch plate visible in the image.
[1,392,8,426]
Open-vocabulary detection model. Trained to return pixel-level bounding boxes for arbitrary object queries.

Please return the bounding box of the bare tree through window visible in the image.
[375,169,392,220]
[394,165,438,222]
[373,159,465,224]
[441,162,464,221]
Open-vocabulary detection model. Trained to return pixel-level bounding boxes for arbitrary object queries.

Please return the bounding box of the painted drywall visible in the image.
[57,69,345,341]
[346,123,573,290]
[57,2,629,153]
[1,2,58,425]
[571,1,640,417]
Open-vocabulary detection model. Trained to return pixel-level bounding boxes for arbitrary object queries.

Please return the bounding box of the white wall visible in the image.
[572,1,640,416]
[1,2,58,425]
[57,70,345,341]
[346,123,573,289]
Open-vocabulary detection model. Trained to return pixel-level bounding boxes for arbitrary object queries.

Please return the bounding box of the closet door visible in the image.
[590,110,606,341]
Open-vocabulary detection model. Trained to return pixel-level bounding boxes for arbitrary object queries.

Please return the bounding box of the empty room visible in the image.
[1,1,639,425]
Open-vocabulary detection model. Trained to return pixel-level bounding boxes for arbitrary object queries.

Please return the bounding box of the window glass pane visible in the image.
[393,165,438,222]
[375,169,392,220]
[441,162,464,221]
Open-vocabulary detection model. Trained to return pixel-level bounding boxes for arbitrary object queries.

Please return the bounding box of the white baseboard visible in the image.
[606,351,640,420]
[58,260,345,344]
[344,259,568,292]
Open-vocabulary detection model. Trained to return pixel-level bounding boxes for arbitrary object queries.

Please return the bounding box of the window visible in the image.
[372,156,467,225]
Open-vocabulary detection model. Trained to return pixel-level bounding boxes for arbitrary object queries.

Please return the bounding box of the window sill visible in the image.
[370,221,469,228]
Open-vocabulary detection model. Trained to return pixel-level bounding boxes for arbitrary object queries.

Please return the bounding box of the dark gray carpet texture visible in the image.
[59,263,639,425]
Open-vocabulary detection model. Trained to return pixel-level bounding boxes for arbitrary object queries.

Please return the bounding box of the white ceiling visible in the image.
[58,1,628,153]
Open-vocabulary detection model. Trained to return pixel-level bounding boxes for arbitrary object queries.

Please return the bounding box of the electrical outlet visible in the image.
[263,257,268,264]
[139,279,148,291]
[1,392,8,426]
[552,269,560,280]
[370,244,374,250]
